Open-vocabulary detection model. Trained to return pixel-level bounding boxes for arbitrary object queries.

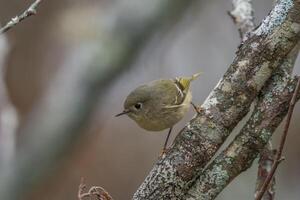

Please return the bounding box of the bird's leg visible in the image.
[161,127,173,156]
[191,101,203,114]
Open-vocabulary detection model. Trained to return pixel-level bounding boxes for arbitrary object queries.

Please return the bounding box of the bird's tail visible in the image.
[176,72,202,91]
[191,72,202,81]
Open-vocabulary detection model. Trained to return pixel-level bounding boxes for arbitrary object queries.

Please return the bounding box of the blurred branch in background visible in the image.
[0,0,196,199]
[255,143,276,200]
[0,33,18,168]
[0,0,42,34]
[228,0,255,40]
[135,0,300,199]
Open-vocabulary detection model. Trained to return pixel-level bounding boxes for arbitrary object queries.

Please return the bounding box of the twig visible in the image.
[255,77,300,200]
[78,178,87,200]
[255,142,276,200]
[78,178,113,200]
[0,0,42,34]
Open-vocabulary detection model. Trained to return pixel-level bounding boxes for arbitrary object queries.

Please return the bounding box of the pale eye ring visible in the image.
[134,103,142,110]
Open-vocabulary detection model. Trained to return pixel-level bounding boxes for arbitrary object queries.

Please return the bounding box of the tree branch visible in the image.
[228,0,255,39]
[230,1,277,199]
[78,178,113,200]
[255,74,300,200]
[0,1,196,199]
[184,43,300,199]
[255,143,276,200]
[0,0,42,34]
[134,0,300,199]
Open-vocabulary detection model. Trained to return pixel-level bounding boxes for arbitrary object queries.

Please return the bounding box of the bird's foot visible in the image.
[159,147,170,158]
[191,102,203,114]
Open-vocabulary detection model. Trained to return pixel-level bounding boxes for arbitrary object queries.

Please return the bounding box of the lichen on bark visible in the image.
[134,0,300,199]
[185,44,300,200]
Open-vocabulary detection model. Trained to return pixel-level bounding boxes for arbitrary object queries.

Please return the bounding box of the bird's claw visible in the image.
[159,148,168,158]
[191,102,203,114]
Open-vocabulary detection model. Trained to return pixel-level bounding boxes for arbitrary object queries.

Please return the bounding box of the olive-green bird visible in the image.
[116,73,201,152]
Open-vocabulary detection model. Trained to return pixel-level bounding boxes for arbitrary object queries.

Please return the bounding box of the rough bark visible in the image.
[134,0,300,199]
[185,44,299,200]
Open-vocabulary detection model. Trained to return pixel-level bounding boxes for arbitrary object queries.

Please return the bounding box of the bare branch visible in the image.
[229,1,276,199]
[255,75,300,200]
[134,1,300,199]
[228,0,255,39]
[229,3,278,199]
[78,178,87,200]
[0,0,42,34]
[255,143,276,200]
[78,178,113,200]
[184,43,300,199]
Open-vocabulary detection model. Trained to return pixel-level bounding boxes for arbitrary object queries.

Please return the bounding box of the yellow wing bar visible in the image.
[175,72,202,92]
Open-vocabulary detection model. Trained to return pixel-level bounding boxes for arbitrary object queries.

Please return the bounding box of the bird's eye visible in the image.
[134,103,142,110]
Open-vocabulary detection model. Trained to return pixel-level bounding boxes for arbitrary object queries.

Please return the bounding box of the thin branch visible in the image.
[255,142,276,200]
[228,0,255,39]
[78,178,87,200]
[0,0,42,34]
[78,178,113,200]
[255,76,300,200]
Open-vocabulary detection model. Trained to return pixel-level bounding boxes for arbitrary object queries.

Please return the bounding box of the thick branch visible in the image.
[134,1,300,199]
[185,44,300,199]
[0,0,42,34]
[230,1,276,199]
[255,74,300,200]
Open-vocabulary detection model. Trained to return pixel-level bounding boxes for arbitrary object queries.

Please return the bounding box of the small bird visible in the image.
[115,73,201,152]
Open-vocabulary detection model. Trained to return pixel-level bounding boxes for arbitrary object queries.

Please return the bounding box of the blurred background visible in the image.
[0,0,299,199]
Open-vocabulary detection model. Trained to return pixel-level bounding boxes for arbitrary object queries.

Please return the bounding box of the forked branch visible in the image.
[255,77,300,200]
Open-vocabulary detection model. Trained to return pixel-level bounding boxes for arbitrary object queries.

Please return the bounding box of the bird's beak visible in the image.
[115,110,130,117]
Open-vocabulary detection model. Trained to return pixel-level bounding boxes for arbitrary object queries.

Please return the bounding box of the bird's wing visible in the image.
[172,72,201,105]
[162,104,188,109]
[159,79,190,108]
[172,77,193,105]
[149,73,200,110]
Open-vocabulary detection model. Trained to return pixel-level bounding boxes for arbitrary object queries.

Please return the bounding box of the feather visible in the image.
[162,104,185,109]
[174,72,202,93]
